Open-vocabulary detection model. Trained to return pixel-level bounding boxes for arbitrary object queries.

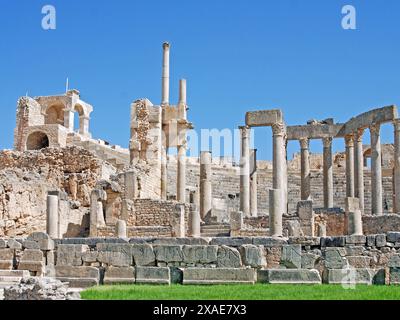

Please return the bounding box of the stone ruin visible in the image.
[1,42,400,294]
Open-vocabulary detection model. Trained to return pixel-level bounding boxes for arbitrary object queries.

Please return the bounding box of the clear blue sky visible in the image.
[0,0,399,160]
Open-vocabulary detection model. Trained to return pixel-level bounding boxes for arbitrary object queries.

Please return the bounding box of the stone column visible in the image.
[161,147,168,200]
[394,120,400,213]
[230,211,243,237]
[239,126,250,216]
[63,109,74,132]
[299,138,311,200]
[90,189,106,237]
[250,149,258,217]
[354,129,365,213]
[345,197,363,235]
[188,204,201,238]
[161,42,170,105]
[269,189,283,237]
[200,151,212,220]
[345,134,355,198]
[115,220,127,238]
[171,204,185,238]
[323,137,334,208]
[370,123,383,215]
[178,79,187,119]
[79,115,90,137]
[272,122,287,214]
[177,143,187,202]
[46,194,59,238]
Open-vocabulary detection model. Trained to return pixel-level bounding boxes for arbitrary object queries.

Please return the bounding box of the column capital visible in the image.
[299,137,309,149]
[370,122,381,135]
[354,128,364,142]
[271,122,286,136]
[322,137,333,148]
[345,134,354,147]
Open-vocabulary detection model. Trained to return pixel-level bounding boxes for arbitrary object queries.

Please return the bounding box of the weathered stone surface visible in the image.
[346,235,366,245]
[135,267,170,285]
[182,245,218,264]
[252,237,287,246]
[257,269,322,284]
[7,239,22,250]
[376,234,387,247]
[103,266,135,284]
[170,267,183,284]
[4,277,79,300]
[345,246,365,256]
[55,266,100,288]
[366,235,376,247]
[183,268,256,285]
[0,248,14,260]
[98,251,132,267]
[217,246,242,268]
[18,261,44,276]
[281,245,302,269]
[265,247,282,268]
[132,244,156,266]
[288,237,320,246]
[388,254,400,267]
[150,238,210,245]
[210,237,252,247]
[324,248,347,269]
[82,251,98,263]
[20,249,43,262]
[387,232,400,243]
[301,253,320,269]
[27,232,51,242]
[323,268,384,285]
[56,245,89,266]
[96,243,132,255]
[320,237,346,247]
[38,239,55,251]
[239,245,266,268]
[22,240,40,250]
[0,239,6,248]
[154,245,183,263]
[346,256,371,268]
[389,267,400,284]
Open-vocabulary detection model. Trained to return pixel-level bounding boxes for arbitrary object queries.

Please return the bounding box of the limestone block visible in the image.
[281,245,302,269]
[0,261,13,270]
[183,268,256,285]
[170,267,183,284]
[287,220,302,237]
[98,251,132,267]
[301,253,320,269]
[38,239,55,251]
[151,238,210,245]
[387,232,400,243]
[346,256,371,268]
[210,237,252,247]
[82,251,98,263]
[96,243,132,256]
[389,267,400,284]
[20,249,43,262]
[56,244,89,266]
[182,245,218,264]
[239,245,266,268]
[257,269,321,284]
[153,245,183,263]
[55,266,100,288]
[345,235,366,245]
[324,248,347,269]
[366,235,376,247]
[0,249,14,260]
[135,267,170,285]
[46,250,55,265]
[388,254,400,267]
[103,266,135,284]
[0,239,6,249]
[288,237,320,246]
[344,246,365,256]
[265,247,282,268]
[376,234,387,247]
[27,232,51,242]
[132,244,156,266]
[245,110,283,127]
[323,268,384,285]
[217,246,242,268]
[252,237,287,246]
[22,241,40,250]
[7,239,22,250]
[18,261,44,276]
[320,237,346,247]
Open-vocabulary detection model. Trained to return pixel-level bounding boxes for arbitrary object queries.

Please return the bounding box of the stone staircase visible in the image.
[201,223,231,237]
[68,134,130,171]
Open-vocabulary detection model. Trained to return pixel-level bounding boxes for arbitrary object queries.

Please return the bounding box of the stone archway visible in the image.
[26,131,49,150]
[45,104,65,125]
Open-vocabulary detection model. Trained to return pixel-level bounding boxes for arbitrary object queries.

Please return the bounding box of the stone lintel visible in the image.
[286,123,344,140]
[245,109,284,127]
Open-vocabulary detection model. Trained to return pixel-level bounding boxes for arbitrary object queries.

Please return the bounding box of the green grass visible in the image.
[81,284,400,300]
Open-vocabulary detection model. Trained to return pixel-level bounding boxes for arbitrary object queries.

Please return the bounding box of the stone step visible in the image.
[0,270,30,277]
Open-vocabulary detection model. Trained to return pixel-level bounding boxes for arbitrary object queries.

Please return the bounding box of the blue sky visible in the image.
[0,0,399,160]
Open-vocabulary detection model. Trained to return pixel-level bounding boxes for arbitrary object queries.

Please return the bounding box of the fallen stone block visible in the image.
[132,244,156,266]
[346,256,371,268]
[103,266,135,285]
[345,235,366,245]
[153,245,183,263]
[7,239,22,250]
[323,248,347,269]
[323,268,384,285]
[135,267,170,285]
[182,245,218,265]
[98,251,132,267]
[20,249,43,262]
[22,240,40,250]
[96,243,132,255]
[239,245,266,268]
[301,253,320,269]
[217,246,242,268]
[257,269,322,284]
[55,266,100,288]
[18,261,44,276]
[183,268,256,285]
[281,245,302,269]
[56,244,89,266]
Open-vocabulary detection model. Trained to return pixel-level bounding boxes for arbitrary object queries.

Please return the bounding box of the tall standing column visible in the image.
[161,147,168,200]
[250,149,258,217]
[345,134,355,198]
[300,138,311,200]
[177,143,187,202]
[394,120,400,213]
[46,194,59,238]
[370,123,383,215]
[161,42,170,105]
[200,151,212,220]
[239,126,250,216]
[354,129,365,213]
[323,137,334,208]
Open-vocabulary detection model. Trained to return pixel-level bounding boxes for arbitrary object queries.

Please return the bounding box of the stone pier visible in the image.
[250,149,258,217]
[394,120,400,213]
[115,220,127,238]
[299,138,310,200]
[370,123,383,215]
[323,137,334,208]
[239,126,250,216]
[200,151,212,220]
[345,134,355,198]
[46,194,59,239]
[354,129,365,213]
[345,197,363,235]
